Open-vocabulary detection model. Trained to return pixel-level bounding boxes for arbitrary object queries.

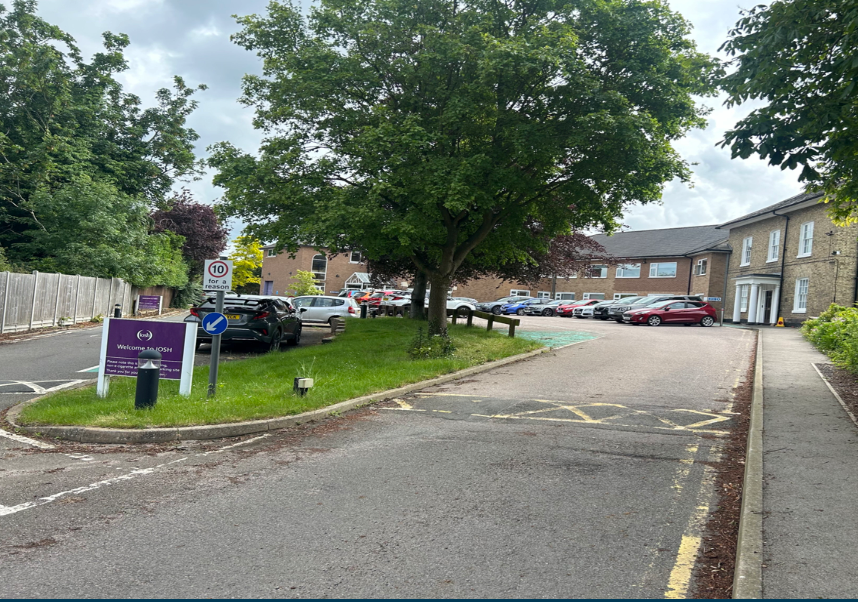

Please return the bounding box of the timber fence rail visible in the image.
[0,271,172,335]
[377,303,520,337]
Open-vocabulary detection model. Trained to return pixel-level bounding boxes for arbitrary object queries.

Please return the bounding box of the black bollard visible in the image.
[114,304,122,318]
[360,303,368,319]
[135,349,162,409]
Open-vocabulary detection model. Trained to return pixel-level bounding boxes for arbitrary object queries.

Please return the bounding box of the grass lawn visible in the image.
[17,319,543,428]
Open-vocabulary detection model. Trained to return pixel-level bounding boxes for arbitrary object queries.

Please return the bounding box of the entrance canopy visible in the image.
[733,273,781,286]
[345,272,372,290]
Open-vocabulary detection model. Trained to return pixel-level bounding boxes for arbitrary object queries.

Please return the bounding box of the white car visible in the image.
[290,295,359,323]
[385,295,475,313]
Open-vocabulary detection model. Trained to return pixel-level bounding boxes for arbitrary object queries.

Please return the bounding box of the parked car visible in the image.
[523,299,565,316]
[573,300,614,318]
[388,294,476,314]
[338,289,366,300]
[622,300,717,326]
[186,295,302,351]
[476,296,534,315]
[291,295,359,323]
[451,297,479,305]
[556,299,602,317]
[611,295,704,323]
[592,298,637,320]
[500,298,544,315]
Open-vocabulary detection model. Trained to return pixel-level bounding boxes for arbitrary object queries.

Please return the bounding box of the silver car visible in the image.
[291,295,359,323]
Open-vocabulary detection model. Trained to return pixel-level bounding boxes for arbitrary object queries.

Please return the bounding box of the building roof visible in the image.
[590,225,729,259]
[717,190,825,229]
[345,272,371,284]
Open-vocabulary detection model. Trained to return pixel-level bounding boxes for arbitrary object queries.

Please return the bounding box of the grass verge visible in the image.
[18,319,543,428]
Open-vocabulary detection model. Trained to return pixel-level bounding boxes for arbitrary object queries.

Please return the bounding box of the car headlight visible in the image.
[639,311,650,315]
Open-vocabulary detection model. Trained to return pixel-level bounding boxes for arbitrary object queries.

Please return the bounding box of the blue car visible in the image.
[500,298,541,315]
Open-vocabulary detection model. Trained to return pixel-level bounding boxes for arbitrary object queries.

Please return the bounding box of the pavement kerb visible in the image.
[5,346,552,444]
[733,329,764,599]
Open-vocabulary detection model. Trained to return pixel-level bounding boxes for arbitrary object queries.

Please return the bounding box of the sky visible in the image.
[33,0,805,240]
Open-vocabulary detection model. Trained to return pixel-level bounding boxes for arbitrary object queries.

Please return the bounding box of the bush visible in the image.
[802,304,858,373]
[171,279,204,309]
[407,327,456,360]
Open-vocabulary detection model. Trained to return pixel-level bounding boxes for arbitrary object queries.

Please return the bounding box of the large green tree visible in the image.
[720,0,858,223]
[0,0,206,281]
[211,0,718,333]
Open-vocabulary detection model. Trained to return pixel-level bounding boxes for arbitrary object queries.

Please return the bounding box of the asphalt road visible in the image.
[0,316,754,598]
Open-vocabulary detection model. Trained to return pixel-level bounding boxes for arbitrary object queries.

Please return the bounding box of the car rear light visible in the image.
[348,306,356,314]
[253,311,270,320]
[190,307,199,317]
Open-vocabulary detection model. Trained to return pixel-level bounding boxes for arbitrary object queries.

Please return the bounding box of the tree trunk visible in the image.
[427,274,451,336]
[409,270,427,320]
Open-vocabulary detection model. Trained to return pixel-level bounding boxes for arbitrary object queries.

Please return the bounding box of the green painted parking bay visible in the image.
[515,330,599,347]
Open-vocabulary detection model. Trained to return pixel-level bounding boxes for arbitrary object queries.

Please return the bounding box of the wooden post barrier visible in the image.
[445,308,519,337]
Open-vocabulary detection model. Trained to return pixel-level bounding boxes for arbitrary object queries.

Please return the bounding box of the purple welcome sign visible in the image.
[138,295,162,312]
[104,319,187,379]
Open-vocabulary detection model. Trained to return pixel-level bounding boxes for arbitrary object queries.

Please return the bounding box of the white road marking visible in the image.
[78,365,100,373]
[198,433,270,456]
[0,428,55,449]
[0,380,86,395]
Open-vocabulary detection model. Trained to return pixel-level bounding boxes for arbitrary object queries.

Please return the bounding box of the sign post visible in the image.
[203,259,233,398]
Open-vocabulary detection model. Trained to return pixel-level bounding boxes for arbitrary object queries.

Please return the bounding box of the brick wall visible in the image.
[262,248,370,295]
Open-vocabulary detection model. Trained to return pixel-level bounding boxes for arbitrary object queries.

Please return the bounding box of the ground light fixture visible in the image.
[135,349,162,409]
[293,378,314,397]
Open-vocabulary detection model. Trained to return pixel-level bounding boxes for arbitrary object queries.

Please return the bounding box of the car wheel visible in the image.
[614,319,623,323]
[492,306,502,315]
[267,329,282,352]
[195,339,202,351]
[286,327,301,346]
[599,317,608,321]
[516,308,525,316]
[700,316,714,327]
[647,315,662,327]
[542,309,553,316]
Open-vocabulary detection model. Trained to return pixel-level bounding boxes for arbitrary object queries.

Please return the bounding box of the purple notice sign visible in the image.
[104,319,187,380]
[138,295,162,312]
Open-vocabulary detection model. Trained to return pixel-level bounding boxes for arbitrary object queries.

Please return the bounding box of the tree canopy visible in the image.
[229,235,263,293]
[211,0,719,332]
[152,189,229,276]
[0,0,206,284]
[720,0,858,223]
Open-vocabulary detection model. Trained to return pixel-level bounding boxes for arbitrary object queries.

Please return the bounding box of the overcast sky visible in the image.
[34,0,804,239]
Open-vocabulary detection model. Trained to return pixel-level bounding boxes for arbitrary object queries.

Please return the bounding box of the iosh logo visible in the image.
[136,330,153,342]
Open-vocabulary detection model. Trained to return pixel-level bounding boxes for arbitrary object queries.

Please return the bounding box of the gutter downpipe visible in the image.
[772,209,790,324]
[721,249,731,326]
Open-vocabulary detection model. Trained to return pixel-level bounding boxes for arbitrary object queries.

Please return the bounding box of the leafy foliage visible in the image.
[0,246,9,271]
[290,270,323,296]
[720,0,858,223]
[0,0,205,281]
[170,279,204,309]
[211,0,718,334]
[229,235,262,293]
[802,304,858,373]
[151,189,229,275]
[407,327,456,360]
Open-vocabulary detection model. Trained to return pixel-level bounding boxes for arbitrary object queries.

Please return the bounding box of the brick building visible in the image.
[260,246,374,296]
[718,191,858,326]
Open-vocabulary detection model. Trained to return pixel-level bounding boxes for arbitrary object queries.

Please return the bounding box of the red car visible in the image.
[622,300,716,326]
[556,299,602,317]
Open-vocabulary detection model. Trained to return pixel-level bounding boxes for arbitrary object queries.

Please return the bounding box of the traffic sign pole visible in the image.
[207,291,224,398]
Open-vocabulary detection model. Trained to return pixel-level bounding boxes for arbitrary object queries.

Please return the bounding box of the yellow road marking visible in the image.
[664,534,702,599]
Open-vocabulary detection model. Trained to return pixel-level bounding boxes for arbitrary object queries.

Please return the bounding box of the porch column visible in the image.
[769,285,781,326]
[747,283,761,324]
[732,283,743,323]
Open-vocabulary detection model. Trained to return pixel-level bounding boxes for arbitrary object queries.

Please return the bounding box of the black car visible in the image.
[185,295,302,351]
[610,295,704,323]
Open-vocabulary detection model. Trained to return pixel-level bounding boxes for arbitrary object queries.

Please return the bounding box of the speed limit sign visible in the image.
[204,259,233,291]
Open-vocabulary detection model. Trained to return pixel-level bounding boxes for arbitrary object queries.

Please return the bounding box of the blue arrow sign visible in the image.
[201,312,228,336]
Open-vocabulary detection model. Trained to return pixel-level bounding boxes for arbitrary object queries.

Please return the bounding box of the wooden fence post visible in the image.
[72,275,81,324]
[52,274,62,326]
[91,278,99,320]
[28,270,39,330]
[0,271,9,334]
[487,315,494,332]
[509,318,519,338]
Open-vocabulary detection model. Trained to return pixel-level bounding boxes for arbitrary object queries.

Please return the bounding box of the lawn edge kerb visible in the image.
[6,346,550,444]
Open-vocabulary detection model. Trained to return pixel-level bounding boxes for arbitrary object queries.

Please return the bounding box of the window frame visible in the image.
[613,293,637,300]
[740,285,749,312]
[349,251,363,264]
[793,278,809,313]
[266,249,276,258]
[586,265,608,279]
[537,291,551,299]
[582,292,606,300]
[797,222,814,257]
[555,292,575,300]
[310,254,327,282]
[510,289,531,297]
[767,230,780,263]
[741,237,752,266]
[615,263,641,279]
[648,262,678,278]
[695,258,707,276]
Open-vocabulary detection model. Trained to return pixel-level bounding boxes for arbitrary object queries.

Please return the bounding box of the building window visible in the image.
[583,292,606,300]
[349,251,363,263]
[510,289,531,296]
[741,237,752,266]
[695,258,707,276]
[537,291,551,299]
[740,285,749,312]
[587,265,607,278]
[311,254,327,281]
[767,230,780,262]
[613,293,637,300]
[794,278,809,312]
[649,262,677,278]
[556,292,575,300]
[798,222,814,257]
[263,281,274,295]
[267,249,276,258]
[616,264,641,278]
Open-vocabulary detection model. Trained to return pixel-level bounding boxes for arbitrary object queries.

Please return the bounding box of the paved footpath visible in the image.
[761,328,858,598]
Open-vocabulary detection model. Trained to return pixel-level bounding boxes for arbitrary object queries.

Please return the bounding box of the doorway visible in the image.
[763,290,773,324]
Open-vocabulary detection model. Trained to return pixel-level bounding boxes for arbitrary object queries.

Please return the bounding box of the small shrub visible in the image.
[802,304,858,374]
[90,314,104,323]
[407,327,456,360]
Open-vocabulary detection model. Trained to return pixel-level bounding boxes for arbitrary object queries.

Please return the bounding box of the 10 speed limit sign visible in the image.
[204,259,233,291]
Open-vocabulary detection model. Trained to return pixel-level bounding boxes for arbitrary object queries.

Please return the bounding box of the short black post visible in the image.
[114,304,122,318]
[360,303,368,319]
[135,349,162,409]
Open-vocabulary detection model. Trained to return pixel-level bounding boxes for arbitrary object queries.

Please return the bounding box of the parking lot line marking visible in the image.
[664,534,702,599]
[198,434,270,456]
[0,428,55,449]
[78,365,100,373]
